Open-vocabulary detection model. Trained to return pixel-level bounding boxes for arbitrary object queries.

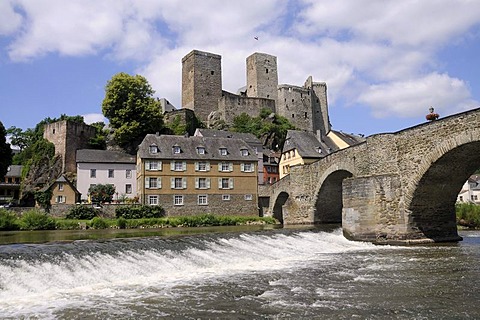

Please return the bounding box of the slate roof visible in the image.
[138,134,258,161]
[195,129,262,147]
[5,165,22,177]
[76,149,136,164]
[283,130,336,159]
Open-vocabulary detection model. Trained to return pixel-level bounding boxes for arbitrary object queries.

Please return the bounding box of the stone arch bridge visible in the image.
[264,107,480,244]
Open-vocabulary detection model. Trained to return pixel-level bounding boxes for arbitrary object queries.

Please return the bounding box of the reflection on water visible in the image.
[0,227,478,319]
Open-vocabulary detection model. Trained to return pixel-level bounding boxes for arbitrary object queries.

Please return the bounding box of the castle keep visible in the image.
[181,50,330,135]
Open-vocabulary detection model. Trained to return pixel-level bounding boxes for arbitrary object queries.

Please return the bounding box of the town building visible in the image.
[279,130,365,179]
[262,151,280,185]
[137,133,259,216]
[0,165,22,206]
[457,175,480,203]
[76,149,137,202]
[47,175,81,205]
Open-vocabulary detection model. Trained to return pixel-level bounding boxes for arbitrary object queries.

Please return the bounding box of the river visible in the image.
[0,226,479,319]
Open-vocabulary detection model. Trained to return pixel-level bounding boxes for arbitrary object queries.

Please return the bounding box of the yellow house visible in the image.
[48,175,81,205]
[279,130,365,179]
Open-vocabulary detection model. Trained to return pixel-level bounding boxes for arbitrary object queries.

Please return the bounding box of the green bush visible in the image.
[115,205,165,219]
[66,205,99,220]
[117,217,127,229]
[0,209,20,231]
[89,217,109,229]
[20,210,56,230]
[456,203,480,228]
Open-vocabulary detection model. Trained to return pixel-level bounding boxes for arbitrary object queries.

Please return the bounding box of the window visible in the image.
[219,148,228,156]
[125,184,132,194]
[173,146,181,154]
[219,162,233,172]
[174,195,184,206]
[197,147,205,155]
[195,161,210,172]
[126,169,132,179]
[171,177,186,189]
[149,145,158,154]
[58,183,64,191]
[146,160,162,171]
[108,169,114,178]
[241,149,249,156]
[145,177,161,189]
[90,169,96,178]
[459,196,463,201]
[244,194,253,201]
[266,166,272,173]
[222,194,230,201]
[241,163,254,172]
[56,195,65,203]
[219,178,233,189]
[148,195,158,205]
[198,194,208,205]
[472,195,478,201]
[171,161,186,171]
[195,177,210,189]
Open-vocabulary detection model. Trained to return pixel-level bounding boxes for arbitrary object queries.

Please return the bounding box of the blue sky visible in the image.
[1,0,479,137]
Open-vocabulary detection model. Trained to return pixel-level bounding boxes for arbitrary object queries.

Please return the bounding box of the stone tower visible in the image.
[182,50,222,123]
[246,52,278,101]
[43,120,96,173]
[307,77,330,136]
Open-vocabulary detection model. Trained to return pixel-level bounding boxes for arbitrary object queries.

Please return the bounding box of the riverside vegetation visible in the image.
[0,205,277,231]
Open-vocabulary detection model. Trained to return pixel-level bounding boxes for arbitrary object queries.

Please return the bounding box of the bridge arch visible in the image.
[272,191,289,223]
[313,162,355,224]
[405,131,480,241]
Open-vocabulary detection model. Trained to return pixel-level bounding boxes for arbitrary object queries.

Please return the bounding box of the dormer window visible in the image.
[197,147,205,155]
[149,145,158,154]
[173,145,181,154]
[241,149,249,156]
[219,148,228,156]
[317,147,322,154]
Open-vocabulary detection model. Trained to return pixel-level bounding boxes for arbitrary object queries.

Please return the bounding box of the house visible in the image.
[0,165,22,206]
[137,133,259,216]
[48,175,81,205]
[262,150,280,185]
[194,128,264,184]
[457,175,480,203]
[279,130,364,179]
[76,149,137,202]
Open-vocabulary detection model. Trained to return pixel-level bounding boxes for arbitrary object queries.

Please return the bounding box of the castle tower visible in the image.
[43,120,96,173]
[181,50,222,123]
[306,76,330,135]
[246,53,278,101]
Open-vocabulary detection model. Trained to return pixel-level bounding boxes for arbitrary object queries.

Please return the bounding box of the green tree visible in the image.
[87,121,108,150]
[34,190,53,213]
[102,72,164,154]
[0,121,12,180]
[89,184,116,203]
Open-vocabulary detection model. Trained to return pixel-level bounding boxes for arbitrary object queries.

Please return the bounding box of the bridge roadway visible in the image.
[264,107,480,244]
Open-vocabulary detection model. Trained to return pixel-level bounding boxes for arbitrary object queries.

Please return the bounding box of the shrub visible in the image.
[117,217,127,229]
[89,217,109,229]
[115,205,165,219]
[20,210,56,230]
[66,205,99,220]
[0,209,20,231]
[456,203,480,228]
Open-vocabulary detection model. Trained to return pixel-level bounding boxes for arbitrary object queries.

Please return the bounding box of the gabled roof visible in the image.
[283,130,336,159]
[44,175,80,195]
[194,129,262,147]
[138,134,258,161]
[76,149,136,164]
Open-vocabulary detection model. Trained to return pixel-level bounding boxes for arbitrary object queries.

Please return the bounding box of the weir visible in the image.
[265,107,480,244]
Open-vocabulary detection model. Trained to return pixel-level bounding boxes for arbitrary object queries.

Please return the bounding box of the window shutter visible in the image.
[182,178,187,189]
[206,162,210,171]
[240,163,245,172]
[159,161,163,171]
[218,163,222,171]
[157,177,162,189]
[195,162,199,171]
[145,177,150,189]
[229,163,233,172]
[195,178,199,189]
[145,160,150,170]
[252,163,255,172]
[171,178,175,189]
[206,178,211,189]
[229,178,234,189]
[218,178,222,189]
[182,161,187,171]
[170,161,175,171]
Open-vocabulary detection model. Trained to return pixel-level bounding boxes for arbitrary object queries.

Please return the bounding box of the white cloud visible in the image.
[0,0,23,36]
[82,113,107,125]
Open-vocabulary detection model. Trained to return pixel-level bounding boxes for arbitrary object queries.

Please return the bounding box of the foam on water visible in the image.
[0,228,385,317]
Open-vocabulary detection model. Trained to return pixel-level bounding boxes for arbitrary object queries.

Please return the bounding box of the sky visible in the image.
[1,0,479,138]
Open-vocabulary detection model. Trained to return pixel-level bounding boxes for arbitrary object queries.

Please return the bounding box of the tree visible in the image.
[0,121,12,181]
[34,189,52,213]
[102,72,164,154]
[87,121,108,150]
[89,184,116,203]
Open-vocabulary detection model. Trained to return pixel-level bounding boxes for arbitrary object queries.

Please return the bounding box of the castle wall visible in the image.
[182,50,222,123]
[218,91,276,125]
[276,85,315,132]
[246,53,278,101]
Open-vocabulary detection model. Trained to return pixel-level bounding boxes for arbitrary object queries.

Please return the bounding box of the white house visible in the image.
[76,149,137,202]
[457,175,480,204]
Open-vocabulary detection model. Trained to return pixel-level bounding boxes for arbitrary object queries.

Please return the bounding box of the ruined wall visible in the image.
[217,91,276,125]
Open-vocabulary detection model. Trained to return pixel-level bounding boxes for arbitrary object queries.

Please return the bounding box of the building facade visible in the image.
[137,134,259,216]
[48,175,80,205]
[0,165,22,205]
[76,149,137,202]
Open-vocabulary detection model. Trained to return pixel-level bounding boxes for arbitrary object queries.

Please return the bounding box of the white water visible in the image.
[0,228,385,318]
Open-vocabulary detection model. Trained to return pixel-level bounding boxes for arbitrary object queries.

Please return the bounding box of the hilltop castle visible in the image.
[181,50,331,136]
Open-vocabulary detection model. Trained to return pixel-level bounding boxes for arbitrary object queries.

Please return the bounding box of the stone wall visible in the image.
[217,91,276,125]
[246,52,278,101]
